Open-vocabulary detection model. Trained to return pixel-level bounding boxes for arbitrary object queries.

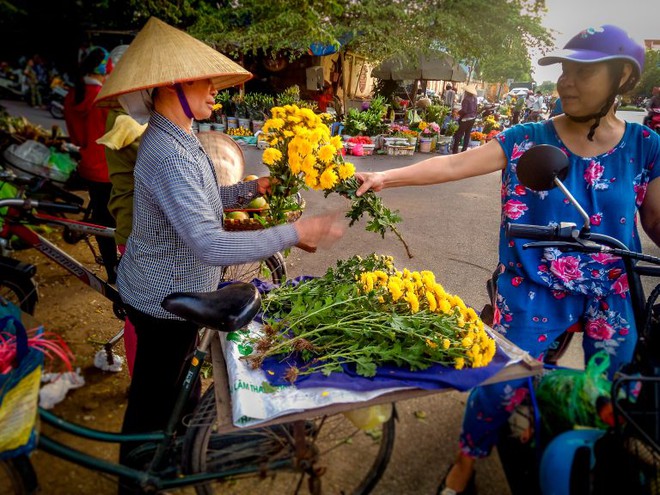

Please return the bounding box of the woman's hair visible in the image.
[74,47,108,105]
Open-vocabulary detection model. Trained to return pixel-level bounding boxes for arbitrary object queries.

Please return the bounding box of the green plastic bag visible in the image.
[536,351,612,436]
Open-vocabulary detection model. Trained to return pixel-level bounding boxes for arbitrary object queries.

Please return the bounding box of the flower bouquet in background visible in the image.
[470,131,486,142]
[244,254,496,380]
[262,105,412,257]
[418,121,440,136]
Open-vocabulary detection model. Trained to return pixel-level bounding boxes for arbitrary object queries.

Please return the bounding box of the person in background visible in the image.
[317,81,334,112]
[444,83,456,109]
[451,84,478,154]
[95,18,345,491]
[355,25,660,495]
[23,58,41,108]
[97,44,142,377]
[549,96,563,117]
[64,47,118,283]
[511,95,525,125]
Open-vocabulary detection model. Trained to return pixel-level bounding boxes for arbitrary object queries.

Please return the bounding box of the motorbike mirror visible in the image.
[517,144,569,191]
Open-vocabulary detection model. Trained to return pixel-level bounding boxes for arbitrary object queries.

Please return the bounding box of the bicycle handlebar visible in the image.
[0,198,83,214]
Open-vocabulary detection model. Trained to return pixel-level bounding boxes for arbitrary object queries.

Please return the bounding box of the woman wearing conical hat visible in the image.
[96,17,345,477]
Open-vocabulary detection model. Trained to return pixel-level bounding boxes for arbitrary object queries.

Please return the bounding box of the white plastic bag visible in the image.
[222,321,410,428]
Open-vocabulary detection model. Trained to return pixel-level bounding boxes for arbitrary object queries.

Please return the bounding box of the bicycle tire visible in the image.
[182,385,395,495]
[220,252,287,285]
[0,275,38,315]
[0,456,38,495]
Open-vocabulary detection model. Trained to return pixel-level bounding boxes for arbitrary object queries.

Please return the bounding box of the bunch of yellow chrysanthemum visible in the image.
[245,254,496,379]
[358,268,496,369]
[259,106,411,256]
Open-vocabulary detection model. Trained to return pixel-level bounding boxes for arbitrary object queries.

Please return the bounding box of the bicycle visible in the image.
[0,169,288,365]
[497,144,660,494]
[0,282,396,495]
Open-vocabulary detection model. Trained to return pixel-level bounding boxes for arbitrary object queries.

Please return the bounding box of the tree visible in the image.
[537,81,556,94]
[635,49,660,97]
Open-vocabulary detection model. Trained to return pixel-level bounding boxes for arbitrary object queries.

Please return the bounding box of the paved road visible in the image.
[0,98,653,494]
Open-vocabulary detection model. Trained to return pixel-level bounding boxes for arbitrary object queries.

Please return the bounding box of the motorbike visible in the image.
[0,68,25,100]
[493,145,660,494]
[48,84,68,119]
[643,108,660,134]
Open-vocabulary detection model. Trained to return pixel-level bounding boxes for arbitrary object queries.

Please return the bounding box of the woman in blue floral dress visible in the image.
[356,25,660,495]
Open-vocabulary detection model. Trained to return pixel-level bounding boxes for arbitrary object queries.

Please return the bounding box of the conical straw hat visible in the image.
[96,17,252,104]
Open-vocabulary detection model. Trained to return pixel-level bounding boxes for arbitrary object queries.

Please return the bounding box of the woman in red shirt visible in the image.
[64,47,118,283]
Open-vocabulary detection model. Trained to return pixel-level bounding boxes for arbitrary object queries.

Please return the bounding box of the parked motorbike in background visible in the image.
[48,84,68,119]
[0,67,25,100]
[643,108,660,134]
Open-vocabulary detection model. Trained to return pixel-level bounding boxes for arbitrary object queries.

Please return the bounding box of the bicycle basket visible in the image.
[224,198,305,231]
[0,303,43,459]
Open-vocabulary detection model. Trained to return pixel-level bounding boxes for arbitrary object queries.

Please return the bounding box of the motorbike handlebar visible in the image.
[506,223,569,241]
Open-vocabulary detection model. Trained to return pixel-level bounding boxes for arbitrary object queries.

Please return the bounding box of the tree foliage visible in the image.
[0,0,553,87]
[635,49,660,97]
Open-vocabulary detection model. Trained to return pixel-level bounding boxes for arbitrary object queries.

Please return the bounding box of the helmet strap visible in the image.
[174,83,195,120]
[564,63,624,141]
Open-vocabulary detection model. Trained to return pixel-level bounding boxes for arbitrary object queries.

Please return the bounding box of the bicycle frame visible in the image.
[34,329,277,492]
[0,199,122,308]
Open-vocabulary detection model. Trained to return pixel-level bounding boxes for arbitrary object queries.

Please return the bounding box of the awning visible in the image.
[371,52,467,82]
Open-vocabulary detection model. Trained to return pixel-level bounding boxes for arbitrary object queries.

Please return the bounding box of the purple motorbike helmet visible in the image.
[538,25,645,140]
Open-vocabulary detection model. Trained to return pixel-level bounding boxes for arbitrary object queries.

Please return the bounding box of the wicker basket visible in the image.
[224,199,305,231]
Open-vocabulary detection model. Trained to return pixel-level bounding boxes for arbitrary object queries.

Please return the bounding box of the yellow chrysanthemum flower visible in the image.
[330,135,343,149]
[425,291,437,312]
[262,148,282,166]
[338,162,355,180]
[461,336,473,348]
[298,139,313,156]
[301,154,317,175]
[269,118,285,130]
[289,153,302,174]
[425,338,437,349]
[304,173,318,189]
[318,144,336,164]
[404,292,420,313]
[442,338,451,350]
[454,357,465,370]
[319,168,339,190]
[438,299,452,314]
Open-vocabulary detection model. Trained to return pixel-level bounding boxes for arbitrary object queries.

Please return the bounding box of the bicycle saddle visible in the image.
[161,282,261,332]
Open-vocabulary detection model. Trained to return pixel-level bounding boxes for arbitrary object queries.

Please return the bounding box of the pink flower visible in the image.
[511,276,523,287]
[613,274,629,298]
[505,388,529,412]
[591,253,619,265]
[585,318,615,341]
[537,334,547,343]
[590,213,602,226]
[511,143,527,160]
[503,200,528,220]
[584,161,604,186]
[550,256,583,283]
[634,183,647,206]
[514,185,526,196]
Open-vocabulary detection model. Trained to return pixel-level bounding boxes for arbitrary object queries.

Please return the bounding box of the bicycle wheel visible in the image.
[0,456,38,495]
[182,385,395,495]
[220,252,287,285]
[0,275,38,315]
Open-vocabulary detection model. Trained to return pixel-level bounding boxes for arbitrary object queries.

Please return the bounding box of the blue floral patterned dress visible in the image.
[459,120,660,458]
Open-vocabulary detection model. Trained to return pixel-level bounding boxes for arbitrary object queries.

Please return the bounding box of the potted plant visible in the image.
[418,121,441,152]
[218,91,238,129]
[245,92,275,133]
[232,94,250,130]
